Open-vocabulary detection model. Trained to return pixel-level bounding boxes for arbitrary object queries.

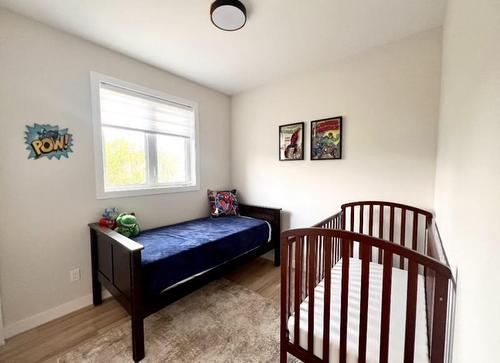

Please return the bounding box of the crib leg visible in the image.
[280,339,287,363]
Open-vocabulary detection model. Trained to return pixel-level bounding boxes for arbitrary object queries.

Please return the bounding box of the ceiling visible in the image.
[0,0,446,95]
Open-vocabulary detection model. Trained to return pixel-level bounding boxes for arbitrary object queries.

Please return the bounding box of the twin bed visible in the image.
[89,204,281,362]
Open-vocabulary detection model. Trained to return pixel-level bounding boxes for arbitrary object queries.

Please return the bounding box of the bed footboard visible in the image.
[89,223,145,362]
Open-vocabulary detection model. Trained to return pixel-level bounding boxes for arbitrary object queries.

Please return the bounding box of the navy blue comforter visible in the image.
[133,216,270,297]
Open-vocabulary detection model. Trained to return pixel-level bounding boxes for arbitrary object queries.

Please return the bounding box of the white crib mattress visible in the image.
[287,258,429,363]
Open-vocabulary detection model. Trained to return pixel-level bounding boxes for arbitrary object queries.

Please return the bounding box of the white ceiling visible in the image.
[0,0,446,95]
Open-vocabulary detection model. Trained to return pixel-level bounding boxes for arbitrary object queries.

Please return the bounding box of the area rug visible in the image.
[58,279,289,362]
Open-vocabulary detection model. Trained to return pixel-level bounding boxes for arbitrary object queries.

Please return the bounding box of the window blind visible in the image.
[99,83,195,138]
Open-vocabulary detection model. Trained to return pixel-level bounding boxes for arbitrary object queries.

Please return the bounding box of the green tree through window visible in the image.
[104,138,146,186]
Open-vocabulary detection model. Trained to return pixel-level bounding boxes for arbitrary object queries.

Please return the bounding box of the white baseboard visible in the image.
[3,290,111,340]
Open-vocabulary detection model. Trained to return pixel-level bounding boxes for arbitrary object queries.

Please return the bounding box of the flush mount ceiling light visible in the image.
[210,0,247,31]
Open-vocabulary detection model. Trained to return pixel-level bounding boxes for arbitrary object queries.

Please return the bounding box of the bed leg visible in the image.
[92,278,102,306]
[131,314,145,362]
[90,229,102,306]
[130,251,145,362]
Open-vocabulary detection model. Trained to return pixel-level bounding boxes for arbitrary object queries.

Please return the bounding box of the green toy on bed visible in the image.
[114,213,140,238]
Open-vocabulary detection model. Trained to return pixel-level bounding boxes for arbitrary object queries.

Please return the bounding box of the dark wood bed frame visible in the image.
[89,204,281,362]
[280,201,456,363]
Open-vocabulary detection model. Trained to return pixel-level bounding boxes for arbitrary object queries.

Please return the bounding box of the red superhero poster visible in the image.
[279,122,304,160]
[311,116,342,160]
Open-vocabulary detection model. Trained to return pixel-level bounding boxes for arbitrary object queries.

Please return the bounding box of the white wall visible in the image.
[0,9,231,335]
[434,0,500,361]
[231,29,442,228]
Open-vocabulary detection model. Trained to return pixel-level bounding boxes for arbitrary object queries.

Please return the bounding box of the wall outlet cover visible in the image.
[70,268,81,282]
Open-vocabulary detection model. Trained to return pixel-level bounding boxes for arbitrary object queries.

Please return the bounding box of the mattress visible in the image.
[288,258,429,363]
[134,216,271,297]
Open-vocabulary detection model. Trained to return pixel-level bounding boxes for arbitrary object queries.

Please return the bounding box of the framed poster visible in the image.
[279,122,304,161]
[310,116,342,160]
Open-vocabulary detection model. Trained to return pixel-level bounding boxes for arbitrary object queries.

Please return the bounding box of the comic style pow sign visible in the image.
[25,124,74,160]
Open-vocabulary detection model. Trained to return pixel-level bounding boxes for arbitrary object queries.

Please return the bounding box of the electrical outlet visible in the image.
[70,268,81,282]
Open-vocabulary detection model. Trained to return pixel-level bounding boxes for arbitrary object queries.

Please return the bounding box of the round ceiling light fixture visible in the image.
[210,0,247,31]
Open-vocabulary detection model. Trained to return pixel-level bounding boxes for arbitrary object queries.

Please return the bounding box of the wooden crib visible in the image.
[280,201,455,363]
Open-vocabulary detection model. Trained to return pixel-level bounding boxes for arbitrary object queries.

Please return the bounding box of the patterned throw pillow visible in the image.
[207,189,240,217]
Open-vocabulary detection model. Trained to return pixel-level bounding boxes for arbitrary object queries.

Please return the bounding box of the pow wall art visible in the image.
[25,124,74,160]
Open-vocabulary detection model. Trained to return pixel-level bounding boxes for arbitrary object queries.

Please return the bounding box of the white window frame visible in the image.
[90,72,200,199]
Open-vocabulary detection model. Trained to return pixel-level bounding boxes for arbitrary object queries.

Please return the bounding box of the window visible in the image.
[91,72,199,198]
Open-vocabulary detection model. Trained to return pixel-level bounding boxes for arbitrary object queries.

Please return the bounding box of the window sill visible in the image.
[96,184,200,199]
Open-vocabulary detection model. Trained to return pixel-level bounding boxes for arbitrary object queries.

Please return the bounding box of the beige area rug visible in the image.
[59,279,294,363]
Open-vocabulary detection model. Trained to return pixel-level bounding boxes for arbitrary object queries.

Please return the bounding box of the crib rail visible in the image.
[280,227,453,363]
[341,201,433,266]
[426,223,457,363]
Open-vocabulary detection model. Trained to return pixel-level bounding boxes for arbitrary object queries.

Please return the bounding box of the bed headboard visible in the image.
[239,204,281,266]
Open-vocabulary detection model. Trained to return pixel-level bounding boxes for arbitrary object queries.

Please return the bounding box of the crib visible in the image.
[280,201,455,363]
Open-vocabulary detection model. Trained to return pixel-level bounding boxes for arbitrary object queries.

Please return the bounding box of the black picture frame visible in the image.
[310,116,343,160]
[279,122,305,161]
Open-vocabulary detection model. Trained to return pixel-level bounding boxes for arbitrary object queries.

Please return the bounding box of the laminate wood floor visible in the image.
[0,257,280,363]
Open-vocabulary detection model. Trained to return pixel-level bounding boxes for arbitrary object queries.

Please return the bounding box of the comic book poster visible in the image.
[25,124,74,160]
[279,122,304,160]
[311,117,342,160]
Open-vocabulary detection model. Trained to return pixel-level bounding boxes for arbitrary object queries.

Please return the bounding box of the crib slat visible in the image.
[323,237,332,362]
[307,236,316,353]
[319,237,322,281]
[378,205,384,263]
[358,242,371,363]
[336,234,340,265]
[336,216,341,263]
[359,205,364,257]
[400,209,407,269]
[368,204,374,236]
[339,239,350,363]
[288,242,292,318]
[404,261,418,363]
[389,206,395,243]
[350,207,354,257]
[412,212,419,252]
[359,204,364,234]
[379,251,393,363]
[368,204,374,263]
[294,237,303,345]
[305,238,310,300]
[339,213,344,263]
[333,219,336,265]
[319,236,323,281]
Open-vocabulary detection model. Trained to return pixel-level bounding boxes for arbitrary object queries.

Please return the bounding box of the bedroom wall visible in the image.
[231,29,442,228]
[434,0,500,361]
[0,9,231,336]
